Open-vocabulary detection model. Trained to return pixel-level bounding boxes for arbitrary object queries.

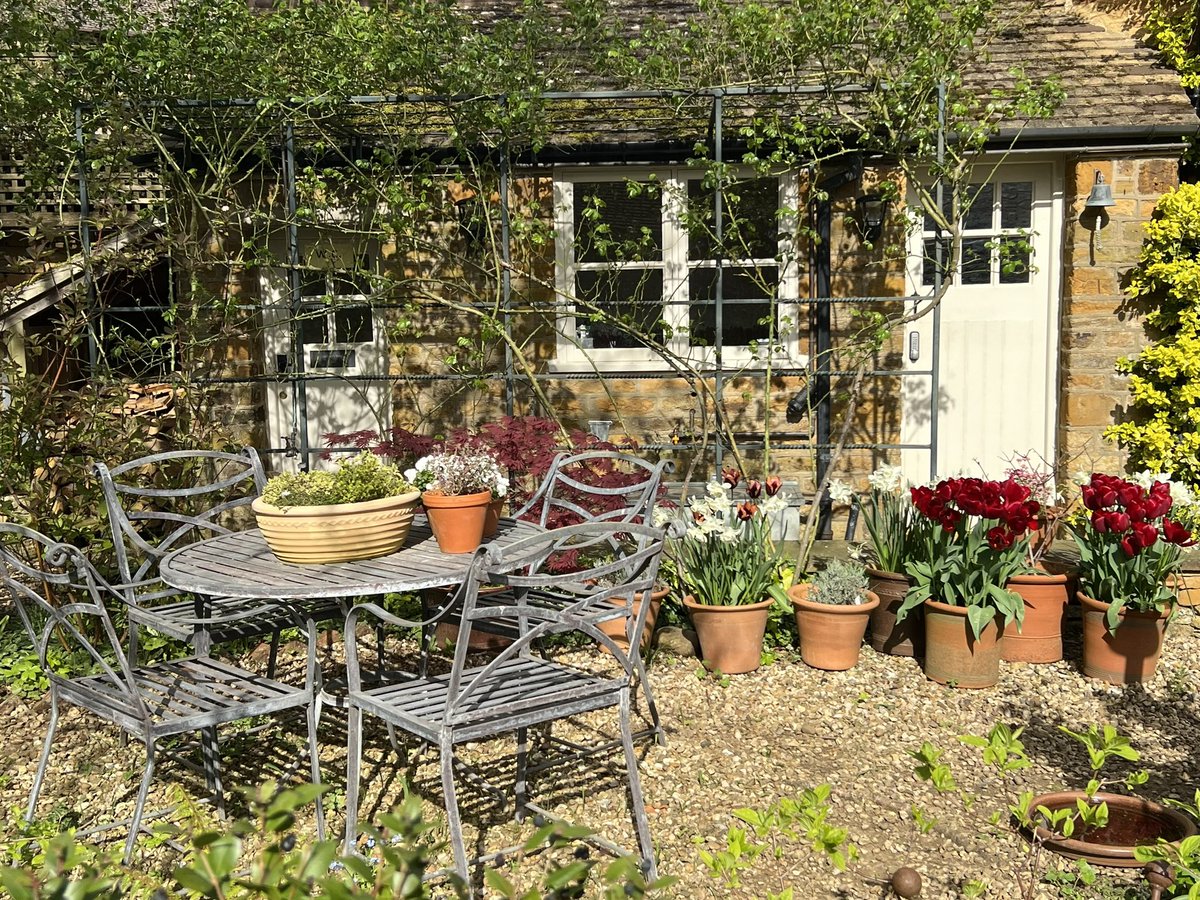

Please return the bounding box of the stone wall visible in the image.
[1058,156,1179,475]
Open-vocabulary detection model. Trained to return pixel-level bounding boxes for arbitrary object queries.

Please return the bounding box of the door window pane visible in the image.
[962,184,994,231]
[921,237,951,286]
[575,269,665,348]
[334,306,373,343]
[1000,182,1033,229]
[574,182,662,263]
[961,239,991,284]
[997,237,1031,284]
[688,266,777,345]
[687,178,778,261]
[300,272,327,298]
[299,305,328,345]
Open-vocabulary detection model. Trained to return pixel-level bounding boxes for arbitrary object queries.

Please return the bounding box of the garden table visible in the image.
[158,516,541,604]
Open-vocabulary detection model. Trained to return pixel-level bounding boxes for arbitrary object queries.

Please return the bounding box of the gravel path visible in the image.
[2,604,1198,899]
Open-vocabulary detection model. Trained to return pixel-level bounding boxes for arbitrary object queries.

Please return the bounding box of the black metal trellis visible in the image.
[67,84,943,499]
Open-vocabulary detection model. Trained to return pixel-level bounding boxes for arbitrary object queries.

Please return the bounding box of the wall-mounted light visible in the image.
[854,193,890,244]
[1083,171,1116,255]
[454,195,488,248]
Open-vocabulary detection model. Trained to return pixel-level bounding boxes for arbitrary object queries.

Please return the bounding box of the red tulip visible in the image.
[1163,519,1196,546]
[764,476,783,496]
[746,479,763,499]
[722,468,742,489]
[737,502,758,521]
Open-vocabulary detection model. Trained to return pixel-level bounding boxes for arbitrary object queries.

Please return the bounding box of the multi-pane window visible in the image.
[296,256,374,369]
[557,170,797,365]
[921,180,1034,287]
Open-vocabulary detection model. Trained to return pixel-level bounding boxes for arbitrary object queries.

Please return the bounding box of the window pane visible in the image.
[921,237,951,287]
[574,182,662,264]
[334,306,373,343]
[300,272,327,297]
[575,269,665,348]
[298,306,328,345]
[687,177,778,261]
[961,238,991,284]
[962,184,993,230]
[1000,182,1033,229]
[998,237,1031,284]
[688,266,777,346]
[332,272,371,295]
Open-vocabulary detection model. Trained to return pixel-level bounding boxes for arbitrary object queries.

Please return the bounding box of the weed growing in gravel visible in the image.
[909,723,1169,900]
[694,785,857,894]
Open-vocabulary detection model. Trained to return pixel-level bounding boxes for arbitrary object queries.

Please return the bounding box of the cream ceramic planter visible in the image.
[252,490,422,564]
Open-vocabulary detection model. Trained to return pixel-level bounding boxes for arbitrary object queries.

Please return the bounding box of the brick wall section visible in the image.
[1058,156,1178,475]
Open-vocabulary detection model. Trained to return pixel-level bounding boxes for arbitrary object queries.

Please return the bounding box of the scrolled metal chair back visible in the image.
[444,520,668,725]
[0,523,146,720]
[516,451,667,531]
[95,448,267,590]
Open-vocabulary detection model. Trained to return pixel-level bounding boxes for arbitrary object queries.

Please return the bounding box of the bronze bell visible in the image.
[1085,171,1116,208]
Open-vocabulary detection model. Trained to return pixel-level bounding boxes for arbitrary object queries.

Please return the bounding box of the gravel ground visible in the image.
[2,603,1198,899]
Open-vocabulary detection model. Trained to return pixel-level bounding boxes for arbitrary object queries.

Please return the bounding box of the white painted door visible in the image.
[901,162,1061,482]
[262,264,390,473]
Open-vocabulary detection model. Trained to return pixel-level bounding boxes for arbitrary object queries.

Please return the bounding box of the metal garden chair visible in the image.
[0,522,323,863]
[96,448,344,677]
[422,450,670,740]
[344,520,669,891]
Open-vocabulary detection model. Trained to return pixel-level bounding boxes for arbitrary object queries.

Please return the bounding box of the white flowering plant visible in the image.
[837,464,920,575]
[405,449,509,498]
[666,469,790,606]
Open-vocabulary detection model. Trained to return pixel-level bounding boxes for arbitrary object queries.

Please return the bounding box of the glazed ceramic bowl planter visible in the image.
[1003,571,1071,663]
[789,583,879,671]
[253,490,422,564]
[422,489,493,554]
[1078,593,1171,684]
[682,594,773,674]
[922,599,1006,689]
[866,568,923,657]
[1024,792,1198,867]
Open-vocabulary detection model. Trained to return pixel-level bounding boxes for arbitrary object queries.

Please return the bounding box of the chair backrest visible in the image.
[514,451,667,530]
[95,448,267,593]
[445,521,669,725]
[0,523,146,720]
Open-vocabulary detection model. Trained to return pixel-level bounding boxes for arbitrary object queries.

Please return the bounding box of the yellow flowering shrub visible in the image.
[1106,183,1200,487]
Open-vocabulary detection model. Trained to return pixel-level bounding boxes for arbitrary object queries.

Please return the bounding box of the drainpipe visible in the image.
[811,156,863,540]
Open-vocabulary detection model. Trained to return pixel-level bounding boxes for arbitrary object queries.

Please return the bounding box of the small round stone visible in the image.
[891,866,923,898]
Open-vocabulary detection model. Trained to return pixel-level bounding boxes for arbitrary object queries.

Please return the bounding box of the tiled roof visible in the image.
[969,0,1197,131]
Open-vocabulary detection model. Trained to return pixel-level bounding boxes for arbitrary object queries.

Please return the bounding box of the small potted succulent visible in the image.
[252,452,421,564]
[788,559,879,671]
[407,449,509,553]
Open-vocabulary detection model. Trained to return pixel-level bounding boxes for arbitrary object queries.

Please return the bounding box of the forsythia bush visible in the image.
[1106,182,1200,488]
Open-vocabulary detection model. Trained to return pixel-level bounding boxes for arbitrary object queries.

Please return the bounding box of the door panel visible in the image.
[902,162,1061,482]
[261,269,390,473]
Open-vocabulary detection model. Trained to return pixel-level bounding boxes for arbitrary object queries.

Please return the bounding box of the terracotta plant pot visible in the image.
[252,490,421,564]
[922,599,1006,689]
[867,568,923,657]
[422,489,492,553]
[789,583,879,671]
[482,497,505,538]
[422,586,514,651]
[1003,572,1071,663]
[1025,791,1198,868]
[1169,571,1200,608]
[682,594,773,675]
[597,586,669,652]
[1078,592,1170,684]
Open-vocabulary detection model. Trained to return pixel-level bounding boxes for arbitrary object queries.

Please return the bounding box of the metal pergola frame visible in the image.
[69,85,946,519]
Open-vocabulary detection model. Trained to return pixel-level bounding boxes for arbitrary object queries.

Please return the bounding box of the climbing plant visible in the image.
[1106,182,1200,488]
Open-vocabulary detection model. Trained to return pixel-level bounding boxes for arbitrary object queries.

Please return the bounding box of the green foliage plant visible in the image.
[1106,183,1200,489]
[695,785,857,893]
[857,464,920,574]
[809,559,869,605]
[667,471,790,607]
[1136,790,1200,898]
[260,452,415,508]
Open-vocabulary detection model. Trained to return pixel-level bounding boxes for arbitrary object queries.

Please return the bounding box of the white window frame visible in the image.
[294,247,378,375]
[552,167,805,371]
